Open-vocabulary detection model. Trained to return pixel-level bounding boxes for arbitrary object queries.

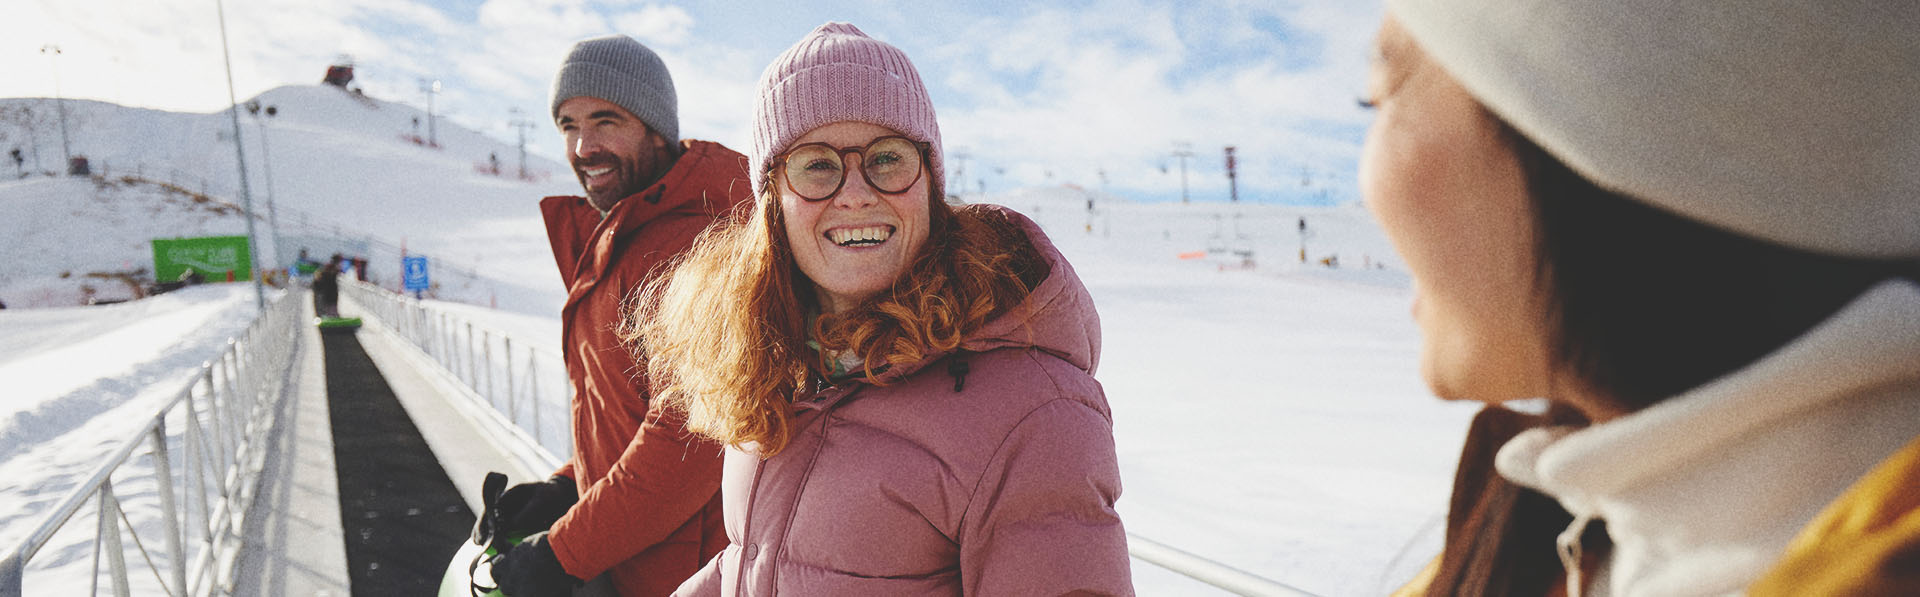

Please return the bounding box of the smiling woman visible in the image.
[630,21,1134,596]
[1362,1,1920,595]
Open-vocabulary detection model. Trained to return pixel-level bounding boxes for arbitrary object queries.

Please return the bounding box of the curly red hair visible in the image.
[628,188,1044,456]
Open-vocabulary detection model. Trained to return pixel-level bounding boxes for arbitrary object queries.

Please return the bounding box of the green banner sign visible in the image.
[152,236,252,282]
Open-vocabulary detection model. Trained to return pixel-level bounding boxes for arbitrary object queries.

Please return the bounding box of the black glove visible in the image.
[490,532,581,597]
[485,475,578,541]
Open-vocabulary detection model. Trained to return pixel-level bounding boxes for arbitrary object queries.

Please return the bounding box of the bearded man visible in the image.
[486,34,749,597]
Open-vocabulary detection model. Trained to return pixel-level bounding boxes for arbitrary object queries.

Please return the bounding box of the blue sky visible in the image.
[7,0,1384,204]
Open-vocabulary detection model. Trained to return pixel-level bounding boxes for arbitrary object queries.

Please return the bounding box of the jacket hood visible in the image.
[961,204,1101,374]
[851,204,1099,386]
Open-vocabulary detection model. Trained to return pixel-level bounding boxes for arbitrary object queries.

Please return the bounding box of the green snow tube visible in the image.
[438,536,520,597]
[440,473,518,597]
[316,316,363,332]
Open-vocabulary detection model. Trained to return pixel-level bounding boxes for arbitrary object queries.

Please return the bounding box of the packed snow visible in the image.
[0,87,1479,595]
[0,87,578,315]
[0,285,268,588]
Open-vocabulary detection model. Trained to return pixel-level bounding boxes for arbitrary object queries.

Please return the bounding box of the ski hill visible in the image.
[0,84,579,314]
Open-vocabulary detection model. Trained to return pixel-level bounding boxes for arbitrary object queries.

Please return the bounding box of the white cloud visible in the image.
[3,0,1385,203]
[917,0,1382,202]
[611,4,696,48]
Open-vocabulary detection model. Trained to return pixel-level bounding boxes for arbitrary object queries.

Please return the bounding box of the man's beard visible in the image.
[576,153,647,213]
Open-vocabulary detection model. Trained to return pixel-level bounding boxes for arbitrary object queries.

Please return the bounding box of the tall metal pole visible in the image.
[1224,146,1238,203]
[952,149,969,197]
[1171,142,1194,204]
[263,106,280,241]
[248,102,281,256]
[423,79,441,147]
[510,108,532,180]
[215,0,265,311]
[39,45,72,168]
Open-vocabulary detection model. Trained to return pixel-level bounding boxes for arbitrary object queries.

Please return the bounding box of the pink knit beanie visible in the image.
[750,22,943,199]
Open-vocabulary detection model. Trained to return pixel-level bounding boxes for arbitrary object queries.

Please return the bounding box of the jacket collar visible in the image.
[1496,279,1920,595]
[599,139,749,236]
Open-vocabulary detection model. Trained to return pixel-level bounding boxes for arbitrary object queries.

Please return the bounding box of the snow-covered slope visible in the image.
[0,285,266,556]
[0,85,579,314]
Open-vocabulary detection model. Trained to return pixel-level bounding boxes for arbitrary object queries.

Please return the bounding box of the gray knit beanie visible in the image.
[550,35,679,143]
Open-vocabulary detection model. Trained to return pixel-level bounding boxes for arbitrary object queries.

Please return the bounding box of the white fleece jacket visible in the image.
[1494,279,1920,596]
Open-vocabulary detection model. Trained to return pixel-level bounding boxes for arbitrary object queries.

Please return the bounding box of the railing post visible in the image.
[202,370,231,477]
[219,354,242,465]
[528,354,543,447]
[151,422,188,596]
[1,551,21,596]
[441,312,451,368]
[504,337,517,424]
[184,392,212,564]
[99,482,131,597]
[483,329,495,407]
[467,322,477,386]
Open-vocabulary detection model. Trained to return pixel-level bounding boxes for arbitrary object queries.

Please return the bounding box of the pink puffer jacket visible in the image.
[674,205,1133,596]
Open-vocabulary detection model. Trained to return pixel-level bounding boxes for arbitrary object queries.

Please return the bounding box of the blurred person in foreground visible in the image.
[484,34,751,597]
[1359,1,1920,595]
[633,22,1133,596]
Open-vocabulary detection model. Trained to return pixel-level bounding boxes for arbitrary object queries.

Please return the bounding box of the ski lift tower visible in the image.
[420,78,442,147]
[1171,142,1195,204]
[39,45,73,168]
[1224,146,1239,203]
[509,107,534,179]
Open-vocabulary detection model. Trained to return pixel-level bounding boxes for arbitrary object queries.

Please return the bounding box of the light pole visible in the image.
[951,149,969,197]
[509,107,533,180]
[1224,146,1238,203]
[1171,142,1194,204]
[215,0,265,311]
[247,101,281,248]
[421,78,441,147]
[39,44,72,169]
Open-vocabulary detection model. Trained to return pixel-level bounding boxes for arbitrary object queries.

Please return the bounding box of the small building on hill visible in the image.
[323,58,355,87]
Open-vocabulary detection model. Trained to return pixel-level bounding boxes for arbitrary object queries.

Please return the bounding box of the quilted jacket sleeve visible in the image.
[548,402,725,580]
[959,398,1134,595]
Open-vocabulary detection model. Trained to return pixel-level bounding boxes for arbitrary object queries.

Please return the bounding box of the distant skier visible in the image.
[294,248,322,279]
[312,254,342,317]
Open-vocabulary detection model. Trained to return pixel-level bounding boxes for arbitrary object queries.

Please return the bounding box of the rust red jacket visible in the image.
[540,139,752,596]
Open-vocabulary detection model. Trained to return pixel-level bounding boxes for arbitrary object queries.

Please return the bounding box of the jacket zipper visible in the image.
[1558,512,1594,597]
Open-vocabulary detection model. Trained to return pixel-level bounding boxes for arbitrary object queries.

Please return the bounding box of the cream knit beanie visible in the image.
[1388,0,1919,258]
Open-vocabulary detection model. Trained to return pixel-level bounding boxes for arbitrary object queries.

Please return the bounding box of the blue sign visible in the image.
[403,256,430,292]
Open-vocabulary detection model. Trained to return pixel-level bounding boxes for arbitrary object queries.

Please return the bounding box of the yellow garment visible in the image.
[1395,435,1920,596]
[1750,434,1920,595]
[1391,558,1438,597]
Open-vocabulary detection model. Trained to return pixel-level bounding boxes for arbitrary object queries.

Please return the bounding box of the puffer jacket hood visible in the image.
[960,204,1101,374]
[842,203,1100,389]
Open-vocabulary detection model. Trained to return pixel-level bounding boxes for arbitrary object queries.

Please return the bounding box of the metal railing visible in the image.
[0,291,301,597]
[339,281,570,472]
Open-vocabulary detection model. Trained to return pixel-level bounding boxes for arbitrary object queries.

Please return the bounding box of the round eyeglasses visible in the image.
[772,136,929,201]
